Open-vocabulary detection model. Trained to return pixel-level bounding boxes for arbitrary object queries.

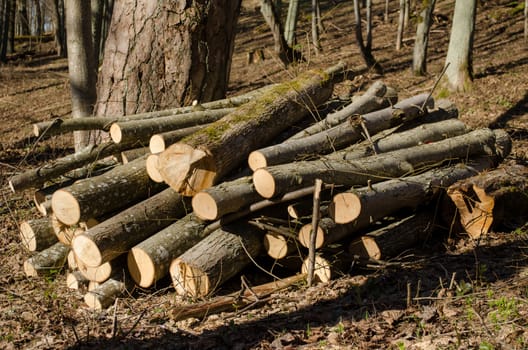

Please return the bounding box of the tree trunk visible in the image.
[66,270,89,290]
[253,128,510,199]
[16,0,29,35]
[287,80,390,140]
[65,0,97,151]
[0,0,9,62]
[7,0,14,53]
[23,242,69,277]
[348,212,435,260]
[311,0,321,54]
[50,0,66,56]
[51,156,166,225]
[149,126,209,154]
[412,0,436,75]
[109,108,234,144]
[121,147,149,164]
[94,0,241,118]
[90,0,103,66]
[32,0,42,35]
[145,154,164,183]
[158,64,344,196]
[447,165,528,239]
[263,232,297,260]
[329,157,495,225]
[353,0,381,73]
[19,218,58,252]
[260,0,295,65]
[71,188,190,267]
[443,0,477,92]
[127,213,208,288]
[248,94,433,170]
[284,0,299,47]
[77,254,125,283]
[84,272,134,310]
[170,222,264,297]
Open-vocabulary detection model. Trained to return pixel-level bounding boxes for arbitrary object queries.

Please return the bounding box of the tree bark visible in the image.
[127,213,208,288]
[23,242,69,277]
[158,64,344,196]
[65,0,97,151]
[94,0,241,118]
[16,0,29,35]
[349,212,435,260]
[260,0,295,65]
[253,128,510,199]
[149,125,209,154]
[71,188,190,267]
[248,94,433,170]
[51,156,166,225]
[84,272,134,310]
[50,0,66,57]
[412,0,436,75]
[284,0,299,47]
[90,0,103,66]
[311,0,322,54]
[353,0,382,73]
[121,147,149,164]
[396,0,405,50]
[19,218,58,252]
[109,109,234,144]
[443,0,477,92]
[447,165,528,239]
[170,222,264,297]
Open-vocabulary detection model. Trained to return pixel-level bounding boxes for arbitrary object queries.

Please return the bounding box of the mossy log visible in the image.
[127,213,208,288]
[72,188,190,267]
[51,156,166,225]
[158,63,346,196]
[288,80,391,139]
[348,212,435,260]
[330,158,495,225]
[23,242,70,277]
[19,218,58,252]
[447,165,528,239]
[248,94,434,170]
[253,128,511,199]
[149,125,209,154]
[170,222,264,297]
[84,273,134,310]
[9,142,129,193]
[110,108,234,144]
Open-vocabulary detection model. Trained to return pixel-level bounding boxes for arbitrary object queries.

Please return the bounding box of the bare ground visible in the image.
[1,0,527,349]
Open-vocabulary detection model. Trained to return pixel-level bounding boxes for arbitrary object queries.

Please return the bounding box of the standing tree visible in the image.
[284,0,299,47]
[443,0,477,92]
[412,0,436,75]
[353,0,382,74]
[16,0,30,35]
[94,0,242,120]
[49,0,66,57]
[65,0,97,151]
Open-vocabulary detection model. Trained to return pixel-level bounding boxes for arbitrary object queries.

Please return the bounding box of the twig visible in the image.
[111,298,119,338]
[247,219,298,240]
[406,282,412,307]
[421,62,450,111]
[307,179,323,286]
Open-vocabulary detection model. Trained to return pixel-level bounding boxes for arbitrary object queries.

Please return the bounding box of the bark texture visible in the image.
[19,218,58,252]
[412,0,436,75]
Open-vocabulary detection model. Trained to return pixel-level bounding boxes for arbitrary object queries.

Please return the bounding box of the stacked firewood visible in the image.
[12,63,527,315]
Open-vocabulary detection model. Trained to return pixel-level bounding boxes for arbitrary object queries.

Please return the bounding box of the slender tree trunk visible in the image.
[91,0,102,66]
[396,0,405,50]
[260,0,294,65]
[284,0,299,47]
[32,0,42,35]
[0,0,9,61]
[65,0,97,151]
[353,0,381,73]
[443,0,477,92]
[99,0,113,60]
[16,0,29,35]
[384,0,389,22]
[312,0,321,54]
[7,0,14,53]
[50,0,66,57]
[412,0,436,75]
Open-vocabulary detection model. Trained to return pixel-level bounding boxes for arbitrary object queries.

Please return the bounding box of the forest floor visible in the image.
[1,0,528,349]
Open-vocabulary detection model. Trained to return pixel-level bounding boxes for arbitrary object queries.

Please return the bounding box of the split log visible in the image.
[145,154,164,183]
[330,157,495,225]
[51,156,166,225]
[253,128,511,199]
[84,273,134,310]
[50,214,97,245]
[348,212,435,260]
[171,274,306,322]
[9,142,131,192]
[158,63,346,196]
[263,232,298,260]
[127,214,208,288]
[149,125,209,154]
[72,188,190,267]
[66,270,89,290]
[248,94,434,170]
[110,108,235,144]
[288,80,391,139]
[446,165,528,239]
[170,222,264,297]
[23,242,70,277]
[121,147,149,164]
[19,218,58,252]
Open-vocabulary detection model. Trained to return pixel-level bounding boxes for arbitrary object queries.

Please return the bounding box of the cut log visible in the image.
[192,176,262,221]
[149,125,209,154]
[66,270,89,290]
[158,63,346,196]
[330,157,495,225]
[88,281,100,292]
[170,222,264,297]
[288,80,391,139]
[127,214,208,288]
[171,274,306,322]
[19,218,58,252]
[23,242,70,277]
[253,128,511,198]
[50,214,96,245]
[248,94,434,170]
[77,255,125,283]
[121,147,149,164]
[446,165,528,239]
[263,232,298,260]
[51,156,166,225]
[9,142,130,193]
[110,108,235,144]
[298,217,346,249]
[301,255,336,284]
[84,273,134,310]
[145,154,164,183]
[72,188,190,267]
[67,250,78,270]
[348,212,435,260]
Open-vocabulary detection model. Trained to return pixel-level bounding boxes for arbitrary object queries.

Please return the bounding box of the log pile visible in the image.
[11,64,526,316]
